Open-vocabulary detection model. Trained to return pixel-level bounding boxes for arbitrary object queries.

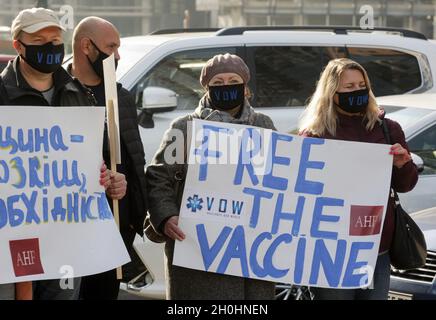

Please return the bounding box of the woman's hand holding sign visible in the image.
[390,143,411,169]
[164,216,186,241]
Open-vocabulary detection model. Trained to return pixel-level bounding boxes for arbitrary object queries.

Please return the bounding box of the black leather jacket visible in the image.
[0,57,95,106]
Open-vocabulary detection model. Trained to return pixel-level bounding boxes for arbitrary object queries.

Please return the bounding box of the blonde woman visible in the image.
[299,58,418,300]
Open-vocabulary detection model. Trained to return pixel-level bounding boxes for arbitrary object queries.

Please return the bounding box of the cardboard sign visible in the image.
[174,119,393,289]
[0,106,130,284]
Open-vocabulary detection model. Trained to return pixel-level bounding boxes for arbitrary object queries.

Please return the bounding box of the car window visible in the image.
[132,47,239,110]
[250,46,346,108]
[347,47,421,96]
[408,124,436,175]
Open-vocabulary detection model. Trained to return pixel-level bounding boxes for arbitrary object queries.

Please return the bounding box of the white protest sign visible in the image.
[0,107,130,284]
[174,119,393,289]
[103,53,121,164]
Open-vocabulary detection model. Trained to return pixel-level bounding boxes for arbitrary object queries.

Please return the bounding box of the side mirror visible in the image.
[138,110,154,129]
[141,86,177,114]
[411,152,424,173]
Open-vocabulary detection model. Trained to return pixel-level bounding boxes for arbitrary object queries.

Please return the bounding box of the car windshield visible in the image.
[382,106,434,129]
[116,42,156,79]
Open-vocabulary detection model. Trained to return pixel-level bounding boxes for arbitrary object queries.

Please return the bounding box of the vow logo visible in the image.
[37,52,63,65]
[348,94,369,107]
[213,88,238,102]
[206,196,244,215]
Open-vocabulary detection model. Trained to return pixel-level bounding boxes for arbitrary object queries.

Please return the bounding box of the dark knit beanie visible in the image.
[200,53,250,88]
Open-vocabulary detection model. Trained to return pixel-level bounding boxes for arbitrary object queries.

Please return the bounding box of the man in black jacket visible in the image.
[0,8,126,300]
[69,16,148,300]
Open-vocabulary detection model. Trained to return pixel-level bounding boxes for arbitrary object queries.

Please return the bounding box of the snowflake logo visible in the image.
[186,194,203,213]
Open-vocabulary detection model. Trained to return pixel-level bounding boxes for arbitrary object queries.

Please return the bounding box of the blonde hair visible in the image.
[299,58,380,136]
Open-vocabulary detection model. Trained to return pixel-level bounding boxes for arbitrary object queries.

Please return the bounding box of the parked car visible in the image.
[122,93,436,300]
[378,94,436,213]
[112,26,436,159]
[388,206,436,300]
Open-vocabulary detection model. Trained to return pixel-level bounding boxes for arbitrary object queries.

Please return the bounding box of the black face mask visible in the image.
[87,39,118,79]
[208,83,245,111]
[335,88,370,114]
[19,40,64,74]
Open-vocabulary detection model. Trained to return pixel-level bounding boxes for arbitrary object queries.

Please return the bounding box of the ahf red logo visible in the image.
[349,205,384,236]
[9,238,44,277]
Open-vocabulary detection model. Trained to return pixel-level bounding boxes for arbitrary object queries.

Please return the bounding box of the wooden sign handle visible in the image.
[107,99,122,280]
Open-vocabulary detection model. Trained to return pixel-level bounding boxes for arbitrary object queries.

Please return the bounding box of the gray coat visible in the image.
[146,97,277,300]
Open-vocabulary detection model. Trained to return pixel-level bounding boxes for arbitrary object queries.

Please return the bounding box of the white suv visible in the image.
[115,26,436,159]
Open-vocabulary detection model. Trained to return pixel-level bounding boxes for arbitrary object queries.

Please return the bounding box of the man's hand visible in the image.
[164,216,185,241]
[106,172,127,200]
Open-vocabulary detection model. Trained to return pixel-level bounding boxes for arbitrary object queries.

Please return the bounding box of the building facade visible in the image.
[0,0,434,45]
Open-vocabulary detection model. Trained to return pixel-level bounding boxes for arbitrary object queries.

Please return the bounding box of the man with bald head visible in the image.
[69,17,148,300]
[70,17,121,87]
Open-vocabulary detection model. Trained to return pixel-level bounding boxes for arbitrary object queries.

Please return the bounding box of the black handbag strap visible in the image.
[381,118,391,144]
[380,118,401,205]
